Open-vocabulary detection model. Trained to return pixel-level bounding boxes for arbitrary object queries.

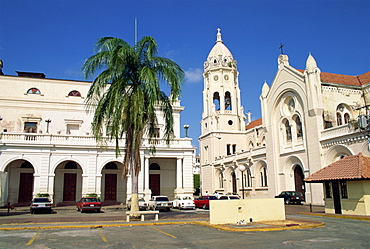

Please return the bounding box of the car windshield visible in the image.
[33,198,49,202]
[84,198,98,202]
[183,196,192,200]
[208,196,217,200]
[138,198,145,202]
[156,197,169,201]
[293,192,303,196]
[229,196,239,199]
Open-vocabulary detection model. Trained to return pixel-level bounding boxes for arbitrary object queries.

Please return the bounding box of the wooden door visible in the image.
[294,166,305,195]
[18,173,33,202]
[63,173,77,201]
[149,174,160,196]
[104,174,117,201]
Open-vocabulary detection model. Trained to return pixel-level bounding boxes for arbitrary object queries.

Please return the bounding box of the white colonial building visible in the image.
[199,29,370,205]
[0,70,195,206]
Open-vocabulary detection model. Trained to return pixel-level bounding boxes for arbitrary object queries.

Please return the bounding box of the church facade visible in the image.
[199,29,370,205]
[0,70,195,206]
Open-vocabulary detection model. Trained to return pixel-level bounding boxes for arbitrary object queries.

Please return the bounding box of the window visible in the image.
[227,144,231,155]
[149,163,160,170]
[260,166,267,187]
[340,181,348,199]
[105,162,118,170]
[218,171,224,188]
[153,128,160,138]
[24,122,37,133]
[232,144,236,154]
[325,182,332,198]
[67,124,79,135]
[284,120,292,141]
[295,116,303,138]
[225,91,231,110]
[213,92,220,111]
[344,113,350,124]
[68,90,81,97]
[246,169,252,188]
[27,88,41,94]
[65,161,77,169]
[336,113,342,126]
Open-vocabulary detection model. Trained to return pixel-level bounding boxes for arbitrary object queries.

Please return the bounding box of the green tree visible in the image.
[83,36,184,212]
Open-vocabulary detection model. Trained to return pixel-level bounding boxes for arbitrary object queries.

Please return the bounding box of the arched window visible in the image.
[294,116,303,138]
[149,163,160,170]
[21,161,33,168]
[344,113,350,124]
[104,162,118,170]
[246,169,252,188]
[336,112,342,126]
[27,88,41,94]
[284,120,292,141]
[65,161,77,169]
[260,166,267,187]
[213,92,220,111]
[225,91,231,110]
[68,90,81,97]
[218,171,224,188]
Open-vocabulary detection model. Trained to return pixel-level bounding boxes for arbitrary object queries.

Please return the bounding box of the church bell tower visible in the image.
[199,29,246,166]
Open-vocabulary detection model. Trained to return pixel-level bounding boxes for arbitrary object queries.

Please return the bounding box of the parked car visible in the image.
[76,197,102,212]
[275,191,305,204]
[30,197,52,214]
[127,197,148,210]
[172,195,195,210]
[148,196,172,211]
[193,195,218,209]
[218,195,240,200]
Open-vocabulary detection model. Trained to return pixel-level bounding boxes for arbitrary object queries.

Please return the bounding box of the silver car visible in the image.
[30,197,52,214]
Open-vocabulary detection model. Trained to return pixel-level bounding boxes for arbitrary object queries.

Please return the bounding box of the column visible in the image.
[175,157,184,195]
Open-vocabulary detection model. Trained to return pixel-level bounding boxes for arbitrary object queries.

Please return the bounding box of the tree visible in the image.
[82,36,184,212]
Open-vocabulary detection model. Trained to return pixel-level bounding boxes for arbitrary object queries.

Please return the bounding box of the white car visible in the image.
[172,195,195,210]
[148,196,172,211]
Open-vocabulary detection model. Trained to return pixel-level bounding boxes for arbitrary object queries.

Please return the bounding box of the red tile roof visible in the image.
[305,153,370,182]
[296,70,370,87]
[246,118,262,130]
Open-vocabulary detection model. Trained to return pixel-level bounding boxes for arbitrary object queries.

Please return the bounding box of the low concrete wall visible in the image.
[209,198,285,225]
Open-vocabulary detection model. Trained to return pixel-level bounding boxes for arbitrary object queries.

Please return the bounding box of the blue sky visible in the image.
[1,0,369,153]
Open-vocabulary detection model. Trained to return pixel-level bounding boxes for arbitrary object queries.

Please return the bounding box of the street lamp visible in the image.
[239,164,246,199]
[183,124,189,138]
[45,118,51,133]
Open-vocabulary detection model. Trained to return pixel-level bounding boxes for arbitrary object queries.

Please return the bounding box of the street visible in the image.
[1,205,369,248]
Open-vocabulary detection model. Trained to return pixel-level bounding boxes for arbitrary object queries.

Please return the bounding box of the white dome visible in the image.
[205,29,235,69]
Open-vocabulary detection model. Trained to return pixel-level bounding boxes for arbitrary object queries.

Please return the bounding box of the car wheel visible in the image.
[96,209,100,213]
[284,198,290,205]
[166,208,170,212]
[30,209,33,214]
[202,204,207,209]
[76,206,80,212]
[178,204,182,210]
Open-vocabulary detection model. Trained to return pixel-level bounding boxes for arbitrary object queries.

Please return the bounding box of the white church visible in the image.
[0,67,195,206]
[199,29,370,205]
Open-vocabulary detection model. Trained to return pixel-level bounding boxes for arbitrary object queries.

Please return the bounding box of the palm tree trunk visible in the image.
[129,162,140,215]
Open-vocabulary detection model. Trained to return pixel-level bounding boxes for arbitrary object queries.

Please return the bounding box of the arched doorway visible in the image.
[103,162,118,202]
[231,172,237,195]
[149,163,160,196]
[54,160,83,205]
[294,165,305,195]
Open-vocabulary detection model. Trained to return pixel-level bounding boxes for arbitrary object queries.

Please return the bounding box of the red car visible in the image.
[76,197,101,213]
[193,195,218,209]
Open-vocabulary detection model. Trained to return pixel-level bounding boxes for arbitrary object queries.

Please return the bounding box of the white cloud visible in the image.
[185,68,203,83]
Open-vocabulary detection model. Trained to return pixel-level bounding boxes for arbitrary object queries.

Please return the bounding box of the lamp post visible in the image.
[239,164,246,199]
[45,118,51,133]
[183,124,189,138]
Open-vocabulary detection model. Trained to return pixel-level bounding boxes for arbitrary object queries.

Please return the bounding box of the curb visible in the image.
[299,212,370,221]
[192,220,325,232]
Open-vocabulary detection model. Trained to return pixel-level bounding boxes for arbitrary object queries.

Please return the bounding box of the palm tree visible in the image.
[82,36,184,212]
